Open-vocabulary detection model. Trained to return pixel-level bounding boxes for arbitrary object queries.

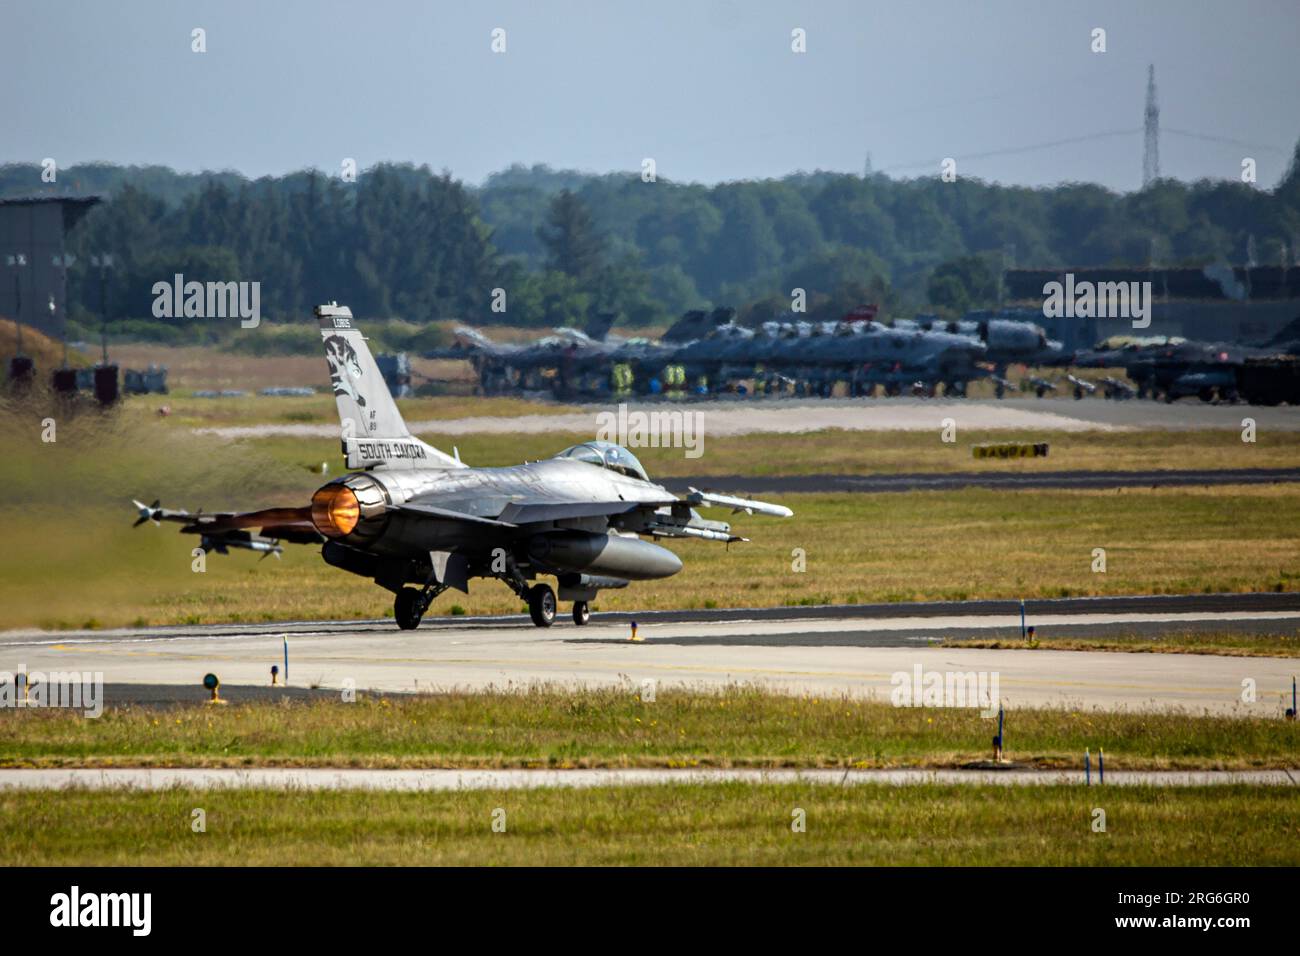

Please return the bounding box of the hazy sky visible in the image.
[4,0,1297,191]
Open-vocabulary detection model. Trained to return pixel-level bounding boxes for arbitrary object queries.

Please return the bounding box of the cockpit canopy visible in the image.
[554,440,649,481]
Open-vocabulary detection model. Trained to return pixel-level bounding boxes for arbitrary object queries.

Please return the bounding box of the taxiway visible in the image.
[2,594,1295,713]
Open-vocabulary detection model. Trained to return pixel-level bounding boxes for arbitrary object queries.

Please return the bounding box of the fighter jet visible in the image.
[1073,335,1259,402]
[430,314,645,398]
[672,310,990,398]
[135,303,792,630]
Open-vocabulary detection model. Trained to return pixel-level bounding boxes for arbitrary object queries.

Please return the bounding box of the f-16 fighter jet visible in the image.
[135,304,792,629]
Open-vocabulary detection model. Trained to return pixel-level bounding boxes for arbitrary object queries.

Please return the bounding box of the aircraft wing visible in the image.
[497,499,649,524]
[485,489,789,539]
[613,491,793,544]
[398,494,671,527]
[392,501,519,528]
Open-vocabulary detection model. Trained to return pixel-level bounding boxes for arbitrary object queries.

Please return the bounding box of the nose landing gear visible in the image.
[572,600,590,626]
[394,581,447,631]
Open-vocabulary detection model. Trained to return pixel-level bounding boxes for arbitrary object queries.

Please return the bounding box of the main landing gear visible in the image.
[528,583,557,627]
[524,584,590,628]
[394,582,446,631]
[395,552,589,630]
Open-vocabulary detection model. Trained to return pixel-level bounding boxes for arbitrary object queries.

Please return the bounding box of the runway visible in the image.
[3,593,1296,713]
[0,767,1293,792]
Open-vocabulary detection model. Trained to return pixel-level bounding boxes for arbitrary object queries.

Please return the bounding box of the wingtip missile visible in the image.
[132,499,155,527]
[686,487,794,518]
[131,499,193,527]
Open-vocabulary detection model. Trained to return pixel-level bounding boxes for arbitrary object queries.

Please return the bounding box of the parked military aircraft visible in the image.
[1073,336,1255,402]
[434,314,641,397]
[907,312,1069,372]
[136,304,792,629]
[433,305,1068,399]
[668,310,990,397]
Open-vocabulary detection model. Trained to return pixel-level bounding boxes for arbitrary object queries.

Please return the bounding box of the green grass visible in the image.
[4,483,1298,628]
[948,629,1300,657]
[156,393,578,428]
[237,425,1300,478]
[3,686,1296,770]
[1,784,1294,865]
[4,400,1298,629]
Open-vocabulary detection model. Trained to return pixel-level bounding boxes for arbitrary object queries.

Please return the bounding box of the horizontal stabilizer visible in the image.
[132,500,322,546]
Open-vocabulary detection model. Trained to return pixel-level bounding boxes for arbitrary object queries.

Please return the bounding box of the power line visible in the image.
[1162,128,1286,154]
[878,128,1142,174]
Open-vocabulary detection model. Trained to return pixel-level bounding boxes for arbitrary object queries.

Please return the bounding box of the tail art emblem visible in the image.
[324,334,366,408]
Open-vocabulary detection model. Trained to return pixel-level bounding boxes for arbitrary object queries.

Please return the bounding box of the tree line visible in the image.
[2,144,1298,338]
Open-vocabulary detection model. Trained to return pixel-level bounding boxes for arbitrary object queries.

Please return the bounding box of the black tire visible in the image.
[573,600,590,626]
[528,583,556,628]
[394,587,423,631]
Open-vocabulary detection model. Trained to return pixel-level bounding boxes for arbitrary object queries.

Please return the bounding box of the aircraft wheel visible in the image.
[394,587,424,631]
[528,583,556,628]
[573,600,590,626]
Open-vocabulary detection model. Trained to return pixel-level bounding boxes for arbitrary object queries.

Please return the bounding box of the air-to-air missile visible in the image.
[1099,376,1137,400]
[1065,373,1098,399]
[1026,375,1058,398]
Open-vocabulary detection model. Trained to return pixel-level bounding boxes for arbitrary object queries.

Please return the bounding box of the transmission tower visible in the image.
[1142,64,1160,187]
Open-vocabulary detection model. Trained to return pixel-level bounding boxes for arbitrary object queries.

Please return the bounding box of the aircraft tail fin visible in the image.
[315,303,464,471]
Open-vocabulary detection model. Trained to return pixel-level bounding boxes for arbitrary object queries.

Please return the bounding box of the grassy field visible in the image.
[4,687,1296,770]
[133,389,579,428]
[1,784,1294,865]
[6,459,1300,628]
[238,424,1300,478]
[3,398,1298,628]
[948,629,1300,658]
[3,481,1298,628]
